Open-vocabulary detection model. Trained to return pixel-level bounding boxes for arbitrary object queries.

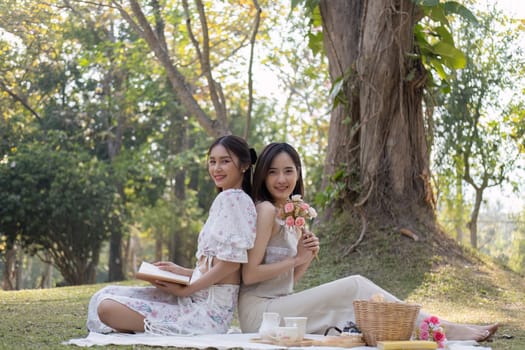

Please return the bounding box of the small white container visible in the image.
[283,317,308,340]
[273,326,300,343]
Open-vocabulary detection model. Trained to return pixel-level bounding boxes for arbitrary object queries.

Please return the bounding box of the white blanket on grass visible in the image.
[64,332,491,350]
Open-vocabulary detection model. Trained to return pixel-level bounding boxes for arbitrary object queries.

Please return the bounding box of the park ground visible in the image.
[0,225,524,349]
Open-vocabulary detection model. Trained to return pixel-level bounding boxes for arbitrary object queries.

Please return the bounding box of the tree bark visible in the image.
[320,0,435,229]
[468,188,483,249]
[2,247,16,290]
[40,262,53,289]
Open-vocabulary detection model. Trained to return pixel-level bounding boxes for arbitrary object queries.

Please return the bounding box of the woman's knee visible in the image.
[343,274,369,287]
[97,299,117,323]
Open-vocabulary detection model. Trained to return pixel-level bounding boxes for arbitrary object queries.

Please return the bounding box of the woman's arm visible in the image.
[293,230,320,283]
[154,261,194,277]
[152,259,240,297]
[154,190,257,296]
[242,201,312,285]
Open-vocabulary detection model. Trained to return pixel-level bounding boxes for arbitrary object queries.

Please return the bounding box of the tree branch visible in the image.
[344,206,367,256]
[0,79,43,125]
[244,0,261,141]
[183,0,227,127]
[112,0,228,136]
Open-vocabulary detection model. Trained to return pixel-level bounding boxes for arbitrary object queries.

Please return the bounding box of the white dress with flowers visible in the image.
[238,221,425,335]
[87,189,256,335]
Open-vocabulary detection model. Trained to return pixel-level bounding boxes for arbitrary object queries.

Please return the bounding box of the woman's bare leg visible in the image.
[97,299,145,333]
[438,321,498,341]
[417,308,499,341]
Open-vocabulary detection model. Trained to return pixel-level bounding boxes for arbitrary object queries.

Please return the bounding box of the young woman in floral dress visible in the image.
[86,135,257,335]
[238,142,498,342]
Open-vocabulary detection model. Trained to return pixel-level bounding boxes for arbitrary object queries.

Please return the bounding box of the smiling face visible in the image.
[264,151,299,206]
[208,144,244,191]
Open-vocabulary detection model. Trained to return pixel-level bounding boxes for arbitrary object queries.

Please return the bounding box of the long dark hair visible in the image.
[207,135,257,196]
[252,142,304,203]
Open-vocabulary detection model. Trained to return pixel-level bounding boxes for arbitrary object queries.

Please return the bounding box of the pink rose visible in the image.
[300,202,310,210]
[284,202,295,213]
[295,216,306,227]
[433,330,446,342]
[419,330,429,340]
[428,316,439,326]
[285,216,295,227]
[420,322,429,332]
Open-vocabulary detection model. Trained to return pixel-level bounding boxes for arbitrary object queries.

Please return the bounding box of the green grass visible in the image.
[0,221,523,349]
[295,217,525,350]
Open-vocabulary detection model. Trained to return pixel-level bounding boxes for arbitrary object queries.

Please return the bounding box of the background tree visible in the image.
[318,0,443,236]
[0,0,169,283]
[104,0,265,137]
[1,0,523,290]
[0,140,115,285]
[433,5,524,248]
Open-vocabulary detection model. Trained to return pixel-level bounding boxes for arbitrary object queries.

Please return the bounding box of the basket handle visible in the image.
[323,326,343,336]
[323,322,361,336]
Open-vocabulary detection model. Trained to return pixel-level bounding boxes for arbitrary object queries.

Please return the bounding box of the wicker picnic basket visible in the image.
[353,300,421,346]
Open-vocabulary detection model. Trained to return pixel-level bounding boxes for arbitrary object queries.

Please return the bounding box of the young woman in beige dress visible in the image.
[238,142,498,342]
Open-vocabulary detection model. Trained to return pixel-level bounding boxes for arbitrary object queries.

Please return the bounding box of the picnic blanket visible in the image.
[64,332,491,350]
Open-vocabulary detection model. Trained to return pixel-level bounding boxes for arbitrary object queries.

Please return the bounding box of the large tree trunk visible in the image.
[320,0,435,230]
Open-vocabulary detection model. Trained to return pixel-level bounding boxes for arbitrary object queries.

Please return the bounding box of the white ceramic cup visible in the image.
[273,326,300,343]
[258,312,281,340]
[283,317,308,340]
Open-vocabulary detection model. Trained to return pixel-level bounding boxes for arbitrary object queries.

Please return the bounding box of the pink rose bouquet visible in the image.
[415,316,447,348]
[279,194,317,229]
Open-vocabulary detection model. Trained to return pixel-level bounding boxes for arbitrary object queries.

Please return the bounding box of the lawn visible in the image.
[0,261,523,349]
[1,227,524,350]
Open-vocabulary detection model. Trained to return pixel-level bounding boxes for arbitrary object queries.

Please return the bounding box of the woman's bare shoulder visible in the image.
[256,200,276,213]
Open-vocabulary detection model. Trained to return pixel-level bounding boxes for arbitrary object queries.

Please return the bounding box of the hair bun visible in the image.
[249,148,257,165]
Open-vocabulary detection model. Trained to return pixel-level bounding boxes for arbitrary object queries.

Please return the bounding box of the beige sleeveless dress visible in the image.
[238,224,416,334]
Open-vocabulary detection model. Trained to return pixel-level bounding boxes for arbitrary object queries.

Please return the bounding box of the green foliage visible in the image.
[314,165,359,209]
[0,139,116,285]
[290,0,323,56]
[432,4,524,248]
[253,2,329,200]
[138,190,204,265]
[413,1,476,90]
[508,212,525,274]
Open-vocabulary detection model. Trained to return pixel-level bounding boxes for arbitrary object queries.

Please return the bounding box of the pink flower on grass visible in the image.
[434,330,446,342]
[419,330,429,340]
[427,316,440,326]
[416,316,447,348]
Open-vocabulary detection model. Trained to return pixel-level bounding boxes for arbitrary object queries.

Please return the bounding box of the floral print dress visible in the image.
[86,189,256,335]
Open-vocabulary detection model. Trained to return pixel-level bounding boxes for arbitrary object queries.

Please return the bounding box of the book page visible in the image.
[136,261,191,285]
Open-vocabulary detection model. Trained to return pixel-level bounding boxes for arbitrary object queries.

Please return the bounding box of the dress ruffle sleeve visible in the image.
[197,189,257,263]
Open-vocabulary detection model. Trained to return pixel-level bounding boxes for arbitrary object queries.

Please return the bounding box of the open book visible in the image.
[135,261,191,285]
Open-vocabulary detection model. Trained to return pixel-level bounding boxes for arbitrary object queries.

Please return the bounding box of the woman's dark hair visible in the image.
[207,135,257,195]
[252,142,304,203]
